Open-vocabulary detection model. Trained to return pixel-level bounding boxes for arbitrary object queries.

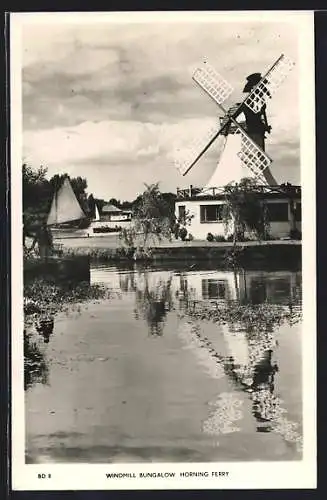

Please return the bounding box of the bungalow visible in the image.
[86,203,133,236]
[175,184,301,241]
[101,203,132,222]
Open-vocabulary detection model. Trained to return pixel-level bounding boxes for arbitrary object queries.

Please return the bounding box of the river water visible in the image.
[25,262,302,463]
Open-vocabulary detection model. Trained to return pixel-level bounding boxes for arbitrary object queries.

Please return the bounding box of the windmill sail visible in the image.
[47,177,86,226]
[192,62,234,105]
[236,125,272,180]
[244,54,295,113]
[174,121,221,176]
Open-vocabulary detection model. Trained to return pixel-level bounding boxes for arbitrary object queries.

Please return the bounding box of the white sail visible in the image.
[94,204,100,221]
[47,177,85,225]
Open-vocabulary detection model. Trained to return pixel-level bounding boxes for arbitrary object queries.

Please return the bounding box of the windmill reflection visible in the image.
[179,269,301,434]
[224,326,280,433]
[134,271,173,336]
[251,349,279,432]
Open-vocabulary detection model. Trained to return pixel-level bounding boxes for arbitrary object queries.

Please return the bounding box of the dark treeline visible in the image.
[23,164,177,231]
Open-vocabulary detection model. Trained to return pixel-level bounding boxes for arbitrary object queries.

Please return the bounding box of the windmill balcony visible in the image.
[176,184,301,201]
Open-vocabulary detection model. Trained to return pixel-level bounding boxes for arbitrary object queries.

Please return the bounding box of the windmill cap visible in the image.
[243,72,263,92]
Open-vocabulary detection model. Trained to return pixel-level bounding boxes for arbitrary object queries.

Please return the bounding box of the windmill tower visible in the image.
[174,55,301,240]
[175,54,302,239]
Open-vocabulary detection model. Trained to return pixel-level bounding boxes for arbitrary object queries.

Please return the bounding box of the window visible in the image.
[266,202,289,222]
[178,205,186,221]
[295,202,301,222]
[200,204,225,223]
[202,279,228,299]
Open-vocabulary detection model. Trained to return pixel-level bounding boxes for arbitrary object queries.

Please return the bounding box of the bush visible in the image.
[187,233,194,241]
[133,247,153,261]
[263,233,275,241]
[289,228,302,240]
[93,225,122,233]
[179,227,188,241]
[206,232,214,242]
[213,235,226,242]
[172,223,180,239]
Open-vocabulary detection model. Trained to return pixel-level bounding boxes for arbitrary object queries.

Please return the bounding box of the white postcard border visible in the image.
[10,10,316,490]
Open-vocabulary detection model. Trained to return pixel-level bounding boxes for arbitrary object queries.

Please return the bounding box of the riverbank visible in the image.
[53,233,301,250]
[55,238,301,268]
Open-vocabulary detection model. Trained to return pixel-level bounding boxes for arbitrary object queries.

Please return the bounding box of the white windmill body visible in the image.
[204,131,267,192]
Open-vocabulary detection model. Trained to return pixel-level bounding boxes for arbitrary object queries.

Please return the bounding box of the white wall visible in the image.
[269,222,290,239]
[176,197,301,240]
[110,214,131,221]
[176,199,228,240]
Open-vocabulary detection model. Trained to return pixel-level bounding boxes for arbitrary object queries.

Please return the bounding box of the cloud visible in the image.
[21,17,301,198]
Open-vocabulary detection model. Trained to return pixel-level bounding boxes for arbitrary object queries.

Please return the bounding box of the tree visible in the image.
[49,174,88,208]
[109,198,121,208]
[120,200,133,210]
[280,183,301,236]
[120,183,173,250]
[94,198,106,212]
[22,164,52,229]
[222,178,270,247]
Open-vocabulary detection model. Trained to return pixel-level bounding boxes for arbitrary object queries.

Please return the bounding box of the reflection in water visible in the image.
[36,316,55,343]
[24,329,49,390]
[24,277,114,390]
[119,271,136,293]
[177,270,302,449]
[26,263,303,462]
[202,279,230,300]
[203,392,244,437]
[134,271,173,336]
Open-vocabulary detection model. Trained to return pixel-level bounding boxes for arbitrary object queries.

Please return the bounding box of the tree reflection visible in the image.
[36,316,55,343]
[119,271,137,293]
[24,329,49,390]
[134,272,173,336]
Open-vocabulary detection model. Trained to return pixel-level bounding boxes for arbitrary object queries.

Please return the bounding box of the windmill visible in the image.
[175,54,295,188]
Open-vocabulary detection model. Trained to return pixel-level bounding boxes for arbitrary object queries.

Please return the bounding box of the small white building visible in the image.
[86,203,133,236]
[175,185,301,241]
[101,203,132,222]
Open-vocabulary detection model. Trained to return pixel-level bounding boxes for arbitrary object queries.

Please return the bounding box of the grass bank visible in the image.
[58,239,301,269]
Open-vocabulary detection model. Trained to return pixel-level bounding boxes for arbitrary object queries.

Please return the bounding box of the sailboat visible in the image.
[94,203,100,222]
[47,177,86,228]
[25,177,90,283]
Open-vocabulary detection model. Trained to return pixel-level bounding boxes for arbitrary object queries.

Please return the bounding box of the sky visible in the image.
[21,13,301,201]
